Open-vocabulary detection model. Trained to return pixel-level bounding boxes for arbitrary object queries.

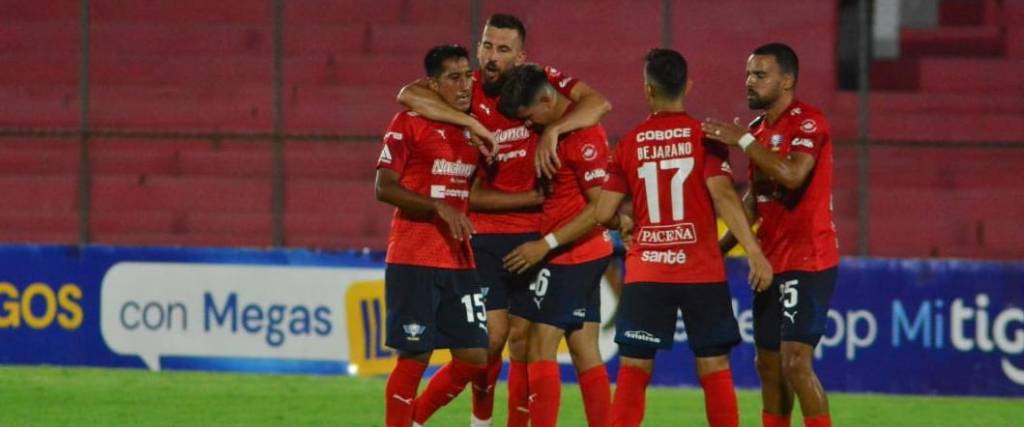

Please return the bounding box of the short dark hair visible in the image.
[753,42,799,83]
[644,48,688,99]
[424,44,469,78]
[497,64,549,118]
[486,14,527,45]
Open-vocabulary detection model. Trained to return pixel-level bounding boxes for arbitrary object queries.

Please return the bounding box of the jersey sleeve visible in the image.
[701,139,734,179]
[603,139,629,194]
[564,131,609,191]
[376,113,412,173]
[544,66,578,98]
[789,115,828,159]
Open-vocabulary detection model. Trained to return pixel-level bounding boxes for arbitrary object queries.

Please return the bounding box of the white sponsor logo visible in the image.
[581,144,598,161]
[637,223,696,246]
[378,145,393,164]
[584,169,607,182]
[392,394,414,405]
[636,127,691,142]
[494,126,530,144]
[100,263,379,371]
[624,330,662,344]
[403,322,426,341]
[430,185,469,200]
[496,149,528,162]
[791,107,802,116]
[384,131,404,141]
[435,129,447,140]
[792,138,814,149]
[640,249,688,265]
[573,308,586,318]
[478,103,491,116]
[721,161,733,174]
[783,310,797,323]
[800,119,817,133]
[431,159,476,178]
[558,77,572,88]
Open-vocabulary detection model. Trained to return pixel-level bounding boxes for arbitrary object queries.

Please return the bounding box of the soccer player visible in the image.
[375,45,488,427]
[397,14,612,427]
[497,64,616,427]
[703,43,840,427]
[595,48,773,427]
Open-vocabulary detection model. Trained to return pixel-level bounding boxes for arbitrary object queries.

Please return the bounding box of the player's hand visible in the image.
[746,251,773,292]
[433,200,475,241]
[535,127,562,178]
[702,117,747,146]
[502,239,550,274]
[617,213,634,251]
[468,121,498,159]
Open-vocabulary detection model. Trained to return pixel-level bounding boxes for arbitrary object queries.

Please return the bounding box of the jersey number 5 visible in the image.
[637,158,694,224]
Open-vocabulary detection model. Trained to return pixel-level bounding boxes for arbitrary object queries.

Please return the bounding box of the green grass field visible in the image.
[0,366,1020,426]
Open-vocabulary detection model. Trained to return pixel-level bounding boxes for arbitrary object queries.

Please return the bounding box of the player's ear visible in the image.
[514,50,526,65]
[427,77,440,92]
[782,73,795,91]
[644,82,655,99]
[684,79,694,97]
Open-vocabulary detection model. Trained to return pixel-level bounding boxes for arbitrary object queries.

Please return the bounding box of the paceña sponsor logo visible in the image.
[637,223,696,246]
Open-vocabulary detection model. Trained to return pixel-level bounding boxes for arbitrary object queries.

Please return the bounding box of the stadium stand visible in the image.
[0,0,1021,258]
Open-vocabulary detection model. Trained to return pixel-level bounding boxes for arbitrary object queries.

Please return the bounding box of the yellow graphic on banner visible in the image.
[344,280,450,377]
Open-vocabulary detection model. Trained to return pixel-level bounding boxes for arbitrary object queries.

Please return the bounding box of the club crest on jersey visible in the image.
[581,144,598,161]
[770,134,784,150]
[403,323,426,341]
[800,119,817,133]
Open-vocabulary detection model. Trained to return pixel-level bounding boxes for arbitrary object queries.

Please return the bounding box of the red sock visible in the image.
[385,358,426,427]
[411,359,485,424]
[507,360,530,427]
[578,365,611,427]
[527,361,561,427]
[471,354,504,421]
[803,415,831,427]
[700,369,738,427]
[762,411,792,427]
[610,365,651,427]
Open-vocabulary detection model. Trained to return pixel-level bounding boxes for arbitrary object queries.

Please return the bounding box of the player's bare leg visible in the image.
[526,322,567,427]
[780,341,829,417]
[387,351,431,427]
[695,355,739,427]
[610,356,653,427]
[506,314,532,426]
[471,308,509,426]
[567,321,611,427]
[411,347,488,426]
[756,347,795,426]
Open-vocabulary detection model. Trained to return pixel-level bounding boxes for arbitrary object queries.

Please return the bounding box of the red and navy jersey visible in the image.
[604,111,732,284]
[748,99,839,273]
[376,111,480,269]
[543,124,613,265]
[468,66,578,234]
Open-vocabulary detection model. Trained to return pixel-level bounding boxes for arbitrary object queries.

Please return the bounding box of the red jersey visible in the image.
[748,100,839,272]
[468,66,578,234]
[543,124,613,265]
[604,111,733,284]
[376,111,480,269]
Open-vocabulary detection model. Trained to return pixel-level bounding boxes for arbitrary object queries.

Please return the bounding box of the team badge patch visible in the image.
[581,144,598,161]
[800,119,817,133]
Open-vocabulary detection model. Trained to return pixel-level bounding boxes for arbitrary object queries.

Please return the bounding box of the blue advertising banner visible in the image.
[0,244,1021,396]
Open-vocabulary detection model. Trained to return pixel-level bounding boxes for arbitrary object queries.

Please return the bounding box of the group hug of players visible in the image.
[375,13,840,427]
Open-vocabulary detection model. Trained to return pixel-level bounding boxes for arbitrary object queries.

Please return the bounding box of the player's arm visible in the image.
[503,186,604,273]
[536,81,612,178]
[707,176,773,291]
[375,168,475,241]
[396,80,496,155]
[468,175,544,211]
[701,118,815,190]
[718,189,758,253]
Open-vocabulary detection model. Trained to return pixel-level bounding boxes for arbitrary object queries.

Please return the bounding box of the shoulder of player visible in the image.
[786,101,830,130]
